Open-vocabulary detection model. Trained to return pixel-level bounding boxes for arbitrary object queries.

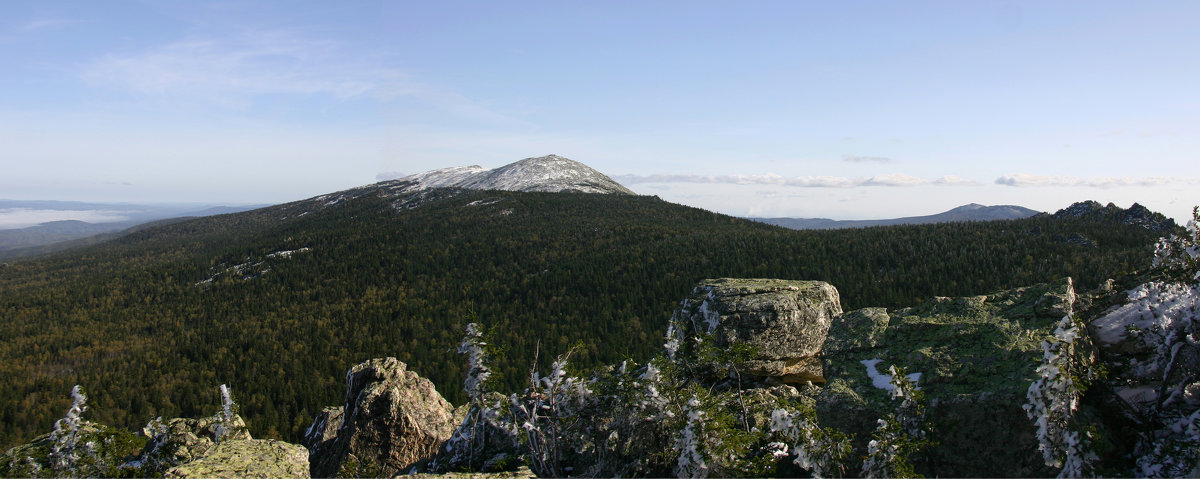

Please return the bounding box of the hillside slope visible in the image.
[0,188,1170,448]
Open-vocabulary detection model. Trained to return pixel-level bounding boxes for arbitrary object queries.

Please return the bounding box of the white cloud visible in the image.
[933,175,981,186]
[995,174,1198,188]
[614,172,977,188]
[842,154,892,163]
[861,173,925,187]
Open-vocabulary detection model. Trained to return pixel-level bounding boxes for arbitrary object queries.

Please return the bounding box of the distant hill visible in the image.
[753,203,1041,230]
[0,203,266,260]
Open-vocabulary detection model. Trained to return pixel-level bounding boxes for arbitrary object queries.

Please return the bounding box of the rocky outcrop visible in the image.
[823,307,889,354]
[1086,279,1200,466]
[307,357,457,477]
[142,414,253,468]
[817,277,1087,477]
[1053,200,1176,232]
[671,278,841,384]
[301,405,342,467]
[164,439,308,478]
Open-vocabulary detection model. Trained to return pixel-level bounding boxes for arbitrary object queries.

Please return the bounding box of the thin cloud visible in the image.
[79,30,531,127]
[18,18,82,32]
[995,174,1197,188]
[614,173,977,188]
[376,171,406,181]
[82,32,377,100]
[842,154,892,163]
[861,173,925,187]
[933,175,980,186]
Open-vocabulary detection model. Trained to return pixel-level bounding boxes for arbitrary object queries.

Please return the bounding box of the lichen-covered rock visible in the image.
[814,277,1089,477]
[0,421,146,478]
[165,439,308,478]
[1034,276,1077,318]
[308,357,456,478]
[823,307,890,354]
[409,465,537,479]
[672,278,841,384]
[140,414,252,469]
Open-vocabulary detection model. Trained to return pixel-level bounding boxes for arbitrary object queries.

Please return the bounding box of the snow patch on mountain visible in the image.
[396,155,635,195]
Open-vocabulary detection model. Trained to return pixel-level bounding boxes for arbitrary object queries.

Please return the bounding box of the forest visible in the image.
[0,188,1172,449]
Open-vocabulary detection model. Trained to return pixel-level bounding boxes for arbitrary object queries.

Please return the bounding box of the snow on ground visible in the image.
[861,359,922,392]
[1090,281,1200,349]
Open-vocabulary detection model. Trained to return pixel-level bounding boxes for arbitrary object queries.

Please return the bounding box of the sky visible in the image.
[1,0,1198,225]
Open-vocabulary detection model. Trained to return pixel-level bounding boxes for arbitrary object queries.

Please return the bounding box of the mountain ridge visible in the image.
[753,203,1041,230]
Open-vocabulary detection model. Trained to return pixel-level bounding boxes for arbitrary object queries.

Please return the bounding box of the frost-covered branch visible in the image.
[49,385,89,475]
[458,322,491,403]
[768,407,852,479]
[1023,315,1096,478]
[213,384,238,444]
[674,396,708,479]
[861,365,929,479]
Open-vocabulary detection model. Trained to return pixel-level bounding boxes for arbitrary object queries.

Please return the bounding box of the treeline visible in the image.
[0,190,1167,449]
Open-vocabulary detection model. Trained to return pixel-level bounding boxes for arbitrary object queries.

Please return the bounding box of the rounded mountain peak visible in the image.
[404,154,634,195]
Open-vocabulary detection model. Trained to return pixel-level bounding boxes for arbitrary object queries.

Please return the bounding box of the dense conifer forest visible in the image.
[0,189,1169,448]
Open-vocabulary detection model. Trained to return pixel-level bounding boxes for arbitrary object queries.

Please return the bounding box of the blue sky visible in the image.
[1,0,1198,223]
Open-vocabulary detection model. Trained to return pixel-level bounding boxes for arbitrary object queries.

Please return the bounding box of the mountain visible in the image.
[0,180,1172,450]
[0,203,266,260]
[753,203,1041,230]
[399,154,636,195]
[1052,200,1176,232]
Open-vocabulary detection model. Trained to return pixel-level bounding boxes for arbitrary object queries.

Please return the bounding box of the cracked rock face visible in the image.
[307,357,456,477]
[672,278,841,384]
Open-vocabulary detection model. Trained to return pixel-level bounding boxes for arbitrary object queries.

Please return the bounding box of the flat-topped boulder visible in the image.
[670,278,841,384]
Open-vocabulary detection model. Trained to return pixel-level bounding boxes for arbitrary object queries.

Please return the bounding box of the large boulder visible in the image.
[165,439,308,478]
[307,357,457,477]
[671,278,841,384]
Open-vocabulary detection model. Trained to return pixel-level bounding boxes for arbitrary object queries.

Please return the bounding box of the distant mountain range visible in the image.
[752,203,1042,230]
[0,202,264,259]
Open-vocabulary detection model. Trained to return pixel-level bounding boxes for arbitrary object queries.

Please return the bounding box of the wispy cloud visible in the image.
[613,173,978,188]
[81,31,378,101]
[17,18,81,32]
[842,154,892,163]
[79,30,531,127]
[995,174,1198,188]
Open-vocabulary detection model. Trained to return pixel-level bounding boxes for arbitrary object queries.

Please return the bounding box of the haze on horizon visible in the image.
[1,1,1197,224]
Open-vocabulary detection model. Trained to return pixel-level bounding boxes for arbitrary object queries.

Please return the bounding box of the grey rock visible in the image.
[824,307,890,354]
[1034,277,1076,318]
[308,357,456,478]
[142,414,252,469]
[165,439,308,478]
[672,278,841,384]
